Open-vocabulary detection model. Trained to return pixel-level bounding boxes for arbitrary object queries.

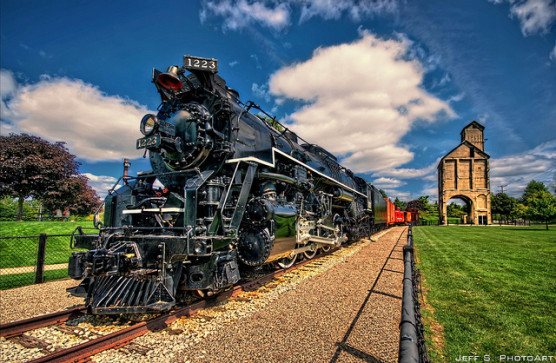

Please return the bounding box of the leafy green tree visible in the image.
[257,114,284,131]
[0,133,79,220]
[418,195,430,206]
[525,190,556,230]
[510,203,528,221]
[521,180,549,204]
[491,193,518,223]
[0,196,40,221]
[394,197,407,210]
[447,203,466,218]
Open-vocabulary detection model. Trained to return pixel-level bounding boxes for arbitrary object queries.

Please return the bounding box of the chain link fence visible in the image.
[0,229,97,290]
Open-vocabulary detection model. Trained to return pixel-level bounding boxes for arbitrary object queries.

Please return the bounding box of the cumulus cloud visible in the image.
[200,0,291,31]
[269,32,454,173]
[1,74,151,161]
[489,0,556,36]
[200,0,397,31]
[82,173,119,197]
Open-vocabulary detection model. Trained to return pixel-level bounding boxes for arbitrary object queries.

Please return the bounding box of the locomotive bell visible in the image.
[157,66,183,91]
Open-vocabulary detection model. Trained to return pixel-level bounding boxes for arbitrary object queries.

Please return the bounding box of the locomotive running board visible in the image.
[226,147,368,199]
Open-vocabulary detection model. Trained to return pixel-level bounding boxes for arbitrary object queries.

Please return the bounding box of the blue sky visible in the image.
[1,0,555,202]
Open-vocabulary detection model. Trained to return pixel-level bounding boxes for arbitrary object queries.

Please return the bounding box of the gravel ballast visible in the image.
[0,279,83,324]
[1,227,407,362]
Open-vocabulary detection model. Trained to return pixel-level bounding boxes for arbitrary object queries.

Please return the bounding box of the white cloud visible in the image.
[550,43,556,61]
[269,32,455,173]
[374,159,441,179]
[82,173,118,197]
[0,69,17,100]
[509,0,556,35]
[1,75,151,161]
[200,0,291,31]
[489,0,556,36]
[383,189,411,201]
[490,140,556,196]
[298,0,397,22]
[371,177,406,189]
[252,82,271,102]
[200,0,397,31]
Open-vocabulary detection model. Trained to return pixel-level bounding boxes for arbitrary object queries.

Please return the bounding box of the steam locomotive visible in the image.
[67,55,391,314]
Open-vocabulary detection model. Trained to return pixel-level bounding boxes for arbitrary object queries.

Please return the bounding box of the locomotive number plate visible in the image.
[136,134,160,149]
[183,55,218,73]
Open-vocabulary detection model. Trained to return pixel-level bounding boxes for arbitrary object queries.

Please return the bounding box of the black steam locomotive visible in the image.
[68,55,388,314]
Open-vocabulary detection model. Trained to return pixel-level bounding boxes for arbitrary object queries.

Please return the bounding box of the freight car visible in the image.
[68,55,393,314]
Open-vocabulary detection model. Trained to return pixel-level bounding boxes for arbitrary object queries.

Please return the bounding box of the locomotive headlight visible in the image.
[140,114,159,136]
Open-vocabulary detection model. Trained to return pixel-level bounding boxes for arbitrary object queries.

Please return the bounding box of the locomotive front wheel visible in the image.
[320,245,331,253]
[276,254,297,269]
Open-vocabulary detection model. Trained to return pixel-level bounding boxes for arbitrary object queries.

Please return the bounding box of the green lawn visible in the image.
[0,221,96,289]
[414,226,556,361]
[0,220,95,237]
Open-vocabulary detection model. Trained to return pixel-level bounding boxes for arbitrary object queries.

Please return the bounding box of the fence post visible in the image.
[35,233,47,284]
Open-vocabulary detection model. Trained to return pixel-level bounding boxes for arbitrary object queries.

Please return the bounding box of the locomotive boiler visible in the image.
[68,55,386,314]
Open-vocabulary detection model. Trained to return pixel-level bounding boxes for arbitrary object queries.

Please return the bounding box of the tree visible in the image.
[394,197,407,211]
[0,195,40,221]
[510,203,528,221]
[0,134,79,220]
[521,180,549,204]
[491,193,518,223]
[41,175,101,217]
[406,200,425,211]
[379,189,388,199]
[257,114,284,131]
[447,203,466,218]
[525,190,556,230]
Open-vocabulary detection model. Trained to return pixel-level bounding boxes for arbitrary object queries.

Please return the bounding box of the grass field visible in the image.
[414,226,556,361]
[0,221,96,289]
[0,221,95,237]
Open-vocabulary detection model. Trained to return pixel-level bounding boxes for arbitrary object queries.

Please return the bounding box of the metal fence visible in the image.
[0,230,97,290]
[399,225,430,363]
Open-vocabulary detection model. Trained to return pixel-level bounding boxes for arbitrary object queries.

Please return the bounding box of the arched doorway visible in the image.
[446,196,472,224]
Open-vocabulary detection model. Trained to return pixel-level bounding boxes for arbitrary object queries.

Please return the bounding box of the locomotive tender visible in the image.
[68,55,389,314]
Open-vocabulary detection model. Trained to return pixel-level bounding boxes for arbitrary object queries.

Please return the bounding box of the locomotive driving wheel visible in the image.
[276,254,297,269]
[303,243,317,259]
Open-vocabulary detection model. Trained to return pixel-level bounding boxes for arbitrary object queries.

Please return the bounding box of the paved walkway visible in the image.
[0,263,67,276]
[178,226,408,363]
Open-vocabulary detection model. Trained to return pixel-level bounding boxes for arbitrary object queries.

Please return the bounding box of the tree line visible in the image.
[0,133,101,221]
[491,180,556,229]
[384,180,556,229]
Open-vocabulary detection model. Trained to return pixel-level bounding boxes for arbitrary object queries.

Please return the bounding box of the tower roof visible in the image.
[460,121,485,137]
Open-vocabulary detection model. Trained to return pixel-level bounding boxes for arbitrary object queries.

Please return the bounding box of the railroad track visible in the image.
[0,245,346,363]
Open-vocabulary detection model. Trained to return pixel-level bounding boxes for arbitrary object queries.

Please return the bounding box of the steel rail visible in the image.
[25,249,334,363]
[0,306,87,338]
